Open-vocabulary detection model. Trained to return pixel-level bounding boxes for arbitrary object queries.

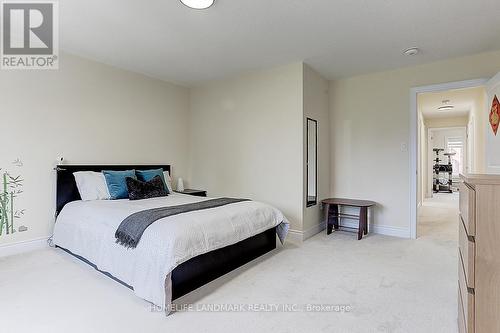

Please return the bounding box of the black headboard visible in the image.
[56,164,171,216]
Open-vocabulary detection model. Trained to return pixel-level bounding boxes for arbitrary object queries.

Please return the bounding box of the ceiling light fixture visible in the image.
[438,100,454,112]
[180,0,215,9]
[437,105,455,111]
[403,47,420,56]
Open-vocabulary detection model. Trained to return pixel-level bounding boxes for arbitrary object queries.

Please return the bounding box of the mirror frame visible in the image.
[306,118,318,207]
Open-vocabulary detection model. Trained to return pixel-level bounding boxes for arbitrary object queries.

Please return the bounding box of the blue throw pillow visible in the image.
[103,170,137,199]
[136,169,169,193]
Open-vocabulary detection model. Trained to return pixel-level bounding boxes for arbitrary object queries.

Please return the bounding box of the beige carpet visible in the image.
[0,195,458,333]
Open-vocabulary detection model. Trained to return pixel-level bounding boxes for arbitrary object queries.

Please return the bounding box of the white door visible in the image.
[485,72,500,174]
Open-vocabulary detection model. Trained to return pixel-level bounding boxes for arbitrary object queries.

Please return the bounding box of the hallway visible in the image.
[418,192,459,242]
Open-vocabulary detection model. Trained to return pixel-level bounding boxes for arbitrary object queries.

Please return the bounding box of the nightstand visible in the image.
[174,189,207,197]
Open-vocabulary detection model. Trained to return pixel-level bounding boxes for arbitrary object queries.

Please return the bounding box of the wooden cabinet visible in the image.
[459,174,500,333]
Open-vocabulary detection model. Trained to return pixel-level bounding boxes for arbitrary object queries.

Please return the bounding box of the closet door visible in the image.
[485,72,500,174]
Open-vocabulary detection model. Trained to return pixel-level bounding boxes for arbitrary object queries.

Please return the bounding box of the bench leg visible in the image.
[358,207,368,240]
[363,207,369,235]
[325,204,332,235]
[332,204,339,230]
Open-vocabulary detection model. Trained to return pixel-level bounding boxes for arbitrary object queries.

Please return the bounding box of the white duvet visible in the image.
[53,193,288,312]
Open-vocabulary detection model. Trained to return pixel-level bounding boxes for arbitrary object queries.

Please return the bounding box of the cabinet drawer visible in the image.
[459,255,475,333]
[459,182,476,236]
[459,216,475,288]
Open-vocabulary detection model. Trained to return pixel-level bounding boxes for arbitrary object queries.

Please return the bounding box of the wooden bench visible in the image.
[321,198,376,240]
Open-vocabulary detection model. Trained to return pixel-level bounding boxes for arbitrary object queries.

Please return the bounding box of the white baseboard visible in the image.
[0,237,49,258]
[287,223,326,243]
[286,229,303,244]
[303,222,326,240]
[372,224,410,238]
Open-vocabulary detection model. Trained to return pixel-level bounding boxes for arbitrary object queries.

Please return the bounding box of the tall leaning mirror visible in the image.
[306,118,318,207]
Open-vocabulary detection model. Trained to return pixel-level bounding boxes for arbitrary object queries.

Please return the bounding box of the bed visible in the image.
[53,165,288,314]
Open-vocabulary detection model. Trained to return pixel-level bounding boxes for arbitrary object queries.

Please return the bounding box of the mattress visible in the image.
[53,193,288,313]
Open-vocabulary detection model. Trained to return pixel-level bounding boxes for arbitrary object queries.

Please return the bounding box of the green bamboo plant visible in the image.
[0,169,24,236]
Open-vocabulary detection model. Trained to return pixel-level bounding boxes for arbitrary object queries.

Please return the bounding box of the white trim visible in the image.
[287,222,327,243]
[303,222,326,240]
[286,229,304,244]
[0,237,49,258]
[409,78,489,239]
[339,220,410,238]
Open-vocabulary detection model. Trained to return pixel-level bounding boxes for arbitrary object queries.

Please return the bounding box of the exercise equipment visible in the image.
[433,148,456,193]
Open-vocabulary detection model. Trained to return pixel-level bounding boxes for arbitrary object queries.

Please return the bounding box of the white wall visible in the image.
[188,63,329,239]
[188,63,304,231]
[485,73,500,173]
[484,73,500,174]
[0,52,190,247]
[329,49,500,236]
[303,64,330,238]
[468,91,486,173]
[424,116,469,128]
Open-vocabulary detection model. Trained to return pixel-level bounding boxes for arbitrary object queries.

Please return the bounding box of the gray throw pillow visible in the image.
[126,175,168,200]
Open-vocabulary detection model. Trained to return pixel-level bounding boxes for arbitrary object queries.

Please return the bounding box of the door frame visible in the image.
[467,115,475,173]
[409,78,488,239]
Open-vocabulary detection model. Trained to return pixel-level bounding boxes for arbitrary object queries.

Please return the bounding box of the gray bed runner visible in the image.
[115,198,250,248]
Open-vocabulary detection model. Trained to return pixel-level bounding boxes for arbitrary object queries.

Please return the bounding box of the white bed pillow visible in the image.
[163,171,174,193]
[73,171,111,201]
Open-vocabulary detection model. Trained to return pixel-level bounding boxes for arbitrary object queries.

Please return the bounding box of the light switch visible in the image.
[401,142,408,152]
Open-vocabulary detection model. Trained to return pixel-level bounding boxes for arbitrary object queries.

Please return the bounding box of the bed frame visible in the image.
[55,164,276,300]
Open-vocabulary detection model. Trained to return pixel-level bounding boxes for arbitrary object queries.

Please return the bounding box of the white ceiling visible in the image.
[418,87,485,119]
[60,0,500,86]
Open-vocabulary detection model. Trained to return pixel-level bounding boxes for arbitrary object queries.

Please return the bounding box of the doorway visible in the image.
[410,79,488,239]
